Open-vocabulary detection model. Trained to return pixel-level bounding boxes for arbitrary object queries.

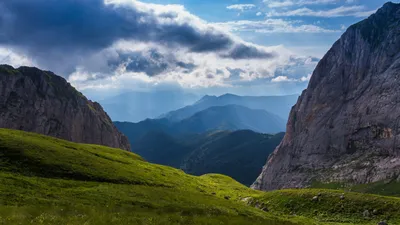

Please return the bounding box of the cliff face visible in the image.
[252,2,400,190]
[0,65,130,151]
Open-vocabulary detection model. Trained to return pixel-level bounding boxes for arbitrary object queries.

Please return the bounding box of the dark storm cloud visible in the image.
[0,0,127,51]
[0,0,275,75]
[223,44,275,59]
[125,57,169,77]
[105,49,197,77]
[176,61,196,70]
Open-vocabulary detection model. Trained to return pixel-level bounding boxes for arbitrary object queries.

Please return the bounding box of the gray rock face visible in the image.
[252,2,400,190]
[0,65,130,151]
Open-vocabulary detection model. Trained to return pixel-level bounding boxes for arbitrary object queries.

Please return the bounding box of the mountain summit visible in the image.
[162,93,298,122]
[252,2,400,190]
[0,65,130,151]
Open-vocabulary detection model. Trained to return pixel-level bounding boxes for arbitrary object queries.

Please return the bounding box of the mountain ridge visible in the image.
[161,93,299,122]
[252,2,400,190]
[0,64,130,151]
[182,130,285,186]
[176,104,285,134]
[131,128,285,186]
[115,104,286,148]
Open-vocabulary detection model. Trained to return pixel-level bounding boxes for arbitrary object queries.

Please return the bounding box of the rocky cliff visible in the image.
[252,2,400,190]
[0,65,130,151]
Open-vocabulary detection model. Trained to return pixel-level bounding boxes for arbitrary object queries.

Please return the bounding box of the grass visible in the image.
[312,180,400,198]
[251,189,400,224]
[0,128,399,224]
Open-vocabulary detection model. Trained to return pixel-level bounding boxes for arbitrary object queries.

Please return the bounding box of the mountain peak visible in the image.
[219,93,239,98]
[382,1,400,10]
[0,64,21,76]
[348,2,400,49]
[366,1,400,20]
[253,2,400,190]
[196,94,217,103]
[0,65,130,151]
[202,94,216,99]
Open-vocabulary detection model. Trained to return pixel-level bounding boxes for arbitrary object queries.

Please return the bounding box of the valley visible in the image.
[0,1,400,225]
[114,99,287,186]
[1,129,399,225]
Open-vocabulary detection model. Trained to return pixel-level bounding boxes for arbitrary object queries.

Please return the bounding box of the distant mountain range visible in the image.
[175,105,285,134]
[101,92,299,123]
[115,103,286,186]
[132,129,284,186]
[115,104,286,144]
[161,93,299,122]
[99,91,199,122]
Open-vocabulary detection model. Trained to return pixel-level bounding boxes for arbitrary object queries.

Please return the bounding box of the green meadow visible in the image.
[0,128,399,225]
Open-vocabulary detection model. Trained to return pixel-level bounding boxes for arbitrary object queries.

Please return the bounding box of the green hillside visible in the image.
[0,128,399,225]
[182,130,285,186]
[131,130,284,186]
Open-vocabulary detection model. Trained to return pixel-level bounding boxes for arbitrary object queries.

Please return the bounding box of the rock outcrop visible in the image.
[252,2,400,190]
[0,65,130,151]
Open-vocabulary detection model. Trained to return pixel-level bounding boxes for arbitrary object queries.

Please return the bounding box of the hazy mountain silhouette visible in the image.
[115,104,285,146]
[161,93,298,122]
[100,91,199,122]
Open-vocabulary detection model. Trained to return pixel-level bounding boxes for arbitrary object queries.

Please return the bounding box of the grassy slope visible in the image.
[0,128,399,225]
[312,181,400,198]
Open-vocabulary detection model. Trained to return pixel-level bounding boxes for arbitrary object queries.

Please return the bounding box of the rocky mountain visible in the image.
[161,93,298,122]
[0,65,130,151]
[252,2,400,190]
[131,129,284,186]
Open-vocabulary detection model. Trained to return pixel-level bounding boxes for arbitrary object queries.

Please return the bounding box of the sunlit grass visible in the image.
[0,128,399,224]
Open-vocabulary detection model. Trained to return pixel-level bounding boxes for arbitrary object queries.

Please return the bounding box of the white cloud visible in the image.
[1,0,317,92]
[213,19,339,33]
[0,47,33,67]
[256,12,263,16]
[271,76,295,82]
[263,0,338,8]
[227,4,256,11]
[267,5,376,17]
[65,42,318,91]
[272,73,312,83]
[265,0,295,8]
[300,73,312,82]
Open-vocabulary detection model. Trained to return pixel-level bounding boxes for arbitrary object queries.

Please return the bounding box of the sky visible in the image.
[0,0,396,100]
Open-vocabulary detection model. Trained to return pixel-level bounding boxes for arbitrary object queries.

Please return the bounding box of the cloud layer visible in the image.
[263,0,339,8]
[213,19,339,33]
[227,4,256,11]
[0,0,277,70]
[0,0,318,92]
[266,5,376,17]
